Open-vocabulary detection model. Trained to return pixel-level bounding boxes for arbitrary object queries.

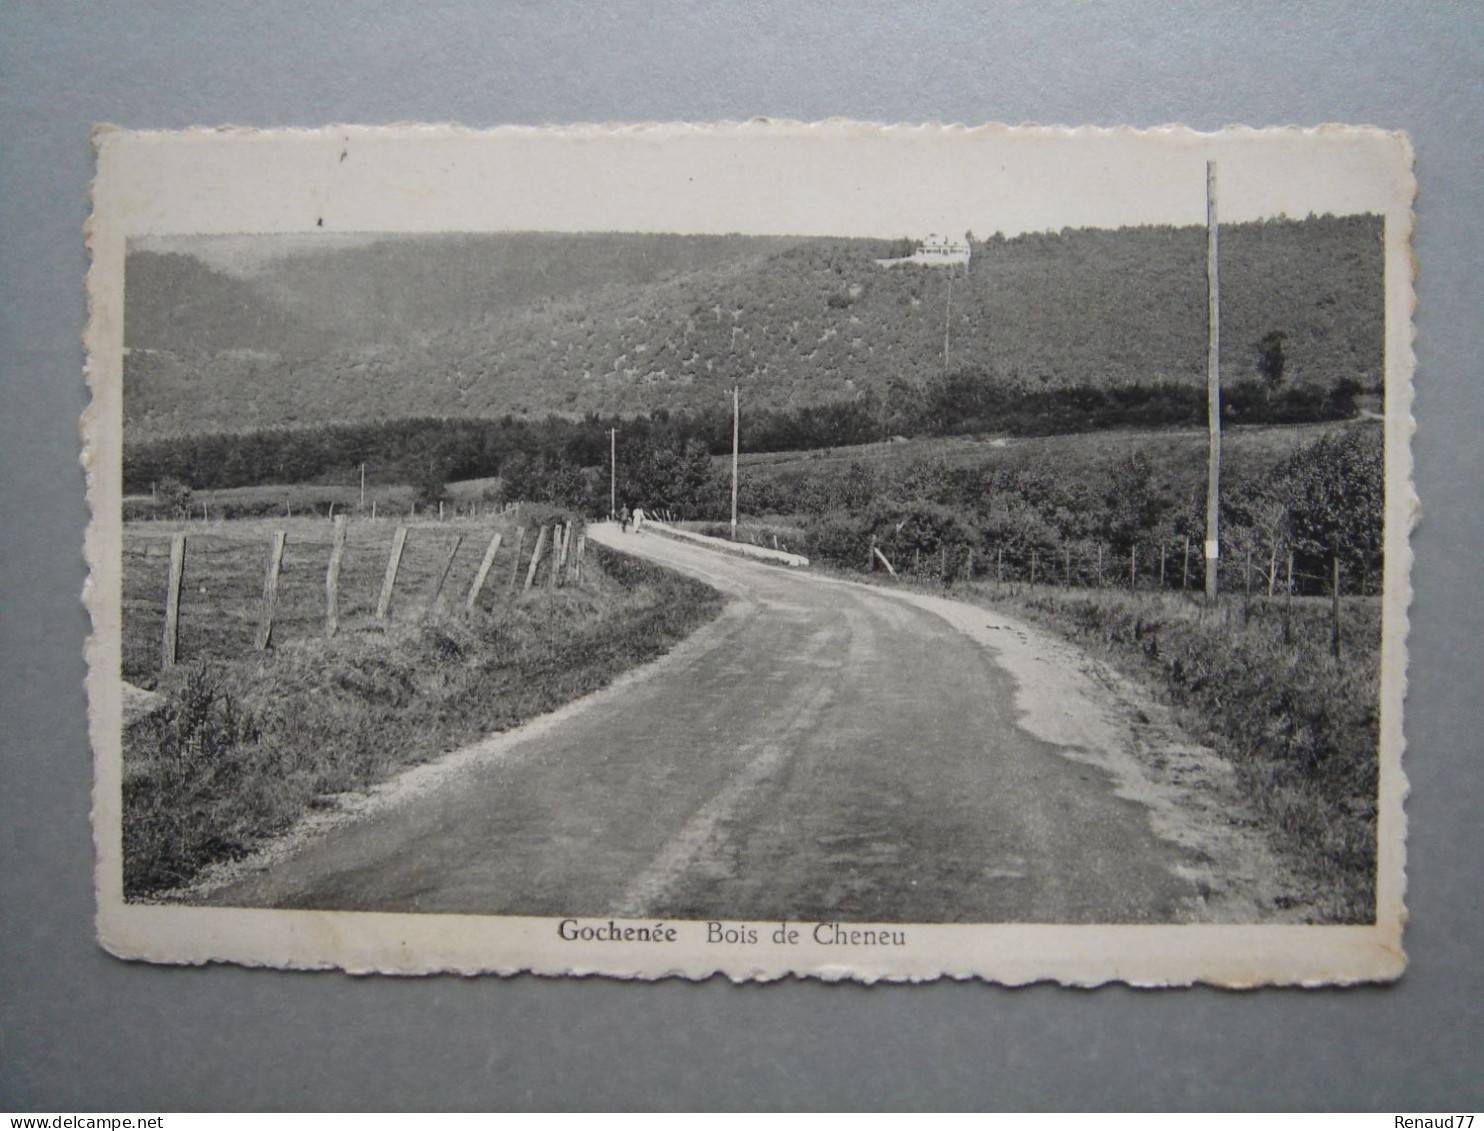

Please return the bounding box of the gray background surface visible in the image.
[2,1,1479,1112]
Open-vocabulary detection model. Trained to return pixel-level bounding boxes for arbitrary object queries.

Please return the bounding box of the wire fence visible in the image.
[121,505,588,684]
[864,534,1377,665]
[867,536,1374,597]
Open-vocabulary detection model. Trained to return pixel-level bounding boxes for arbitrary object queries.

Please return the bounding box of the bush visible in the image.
[804,510,872,567]
[123,666,271,893]
[155,477,193,519]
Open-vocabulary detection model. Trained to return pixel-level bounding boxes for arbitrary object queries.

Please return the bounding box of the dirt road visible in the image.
[206,523,1287,923]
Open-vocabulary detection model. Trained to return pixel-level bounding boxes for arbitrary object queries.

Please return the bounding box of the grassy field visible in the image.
[728,420,1353,502]
[121,523,724,897]
[123,477,503,522]
[122,511,549,685]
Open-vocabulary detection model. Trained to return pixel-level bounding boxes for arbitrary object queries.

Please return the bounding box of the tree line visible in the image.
[125,367,1365,501]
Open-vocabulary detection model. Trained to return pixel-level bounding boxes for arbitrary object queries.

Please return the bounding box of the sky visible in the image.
[104,124,1410,249]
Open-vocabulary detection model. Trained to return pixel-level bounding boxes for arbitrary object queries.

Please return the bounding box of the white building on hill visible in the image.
[876,232,972,268]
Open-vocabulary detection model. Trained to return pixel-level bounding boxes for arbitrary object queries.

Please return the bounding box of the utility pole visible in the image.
[731,384,740,540]
[359,462,366,512]
[608,427,617,519]
[1204,159,1222,601]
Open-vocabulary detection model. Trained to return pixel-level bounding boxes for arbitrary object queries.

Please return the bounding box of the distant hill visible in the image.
[125,232,804,357]
[124,217,1383,439]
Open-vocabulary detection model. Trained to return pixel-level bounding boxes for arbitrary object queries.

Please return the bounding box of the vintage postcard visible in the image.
[87,122,1414,984]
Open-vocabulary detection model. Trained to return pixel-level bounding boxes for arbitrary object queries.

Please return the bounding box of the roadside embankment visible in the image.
[122,543,724,898]
[997,585,1379,923]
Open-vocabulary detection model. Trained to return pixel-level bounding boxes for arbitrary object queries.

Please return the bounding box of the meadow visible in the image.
[123,510,538,684]
[730,420,1349,514]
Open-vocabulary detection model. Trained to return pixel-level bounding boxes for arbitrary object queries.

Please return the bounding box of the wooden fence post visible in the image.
[1243,548,1253,626]
[1182,536,1190,591]
[1284,550,1294,645]
[376,525,409,621]
[162,533,186,668]
[996,547,1003,588]
[325,515,347,636]
[427,534,463,614]
[1064,547,1071,587]
[548,523,565,589]
[256,530,287,651]
[574,532,587,582]
[1332,552,1343,661]
[523,525,549,592]
[964,548,975,582]
[505,526,527,593]
[466,531,504,611]
[940,543,948,580]
[557,523,574,585]
[1030,550,1037,588]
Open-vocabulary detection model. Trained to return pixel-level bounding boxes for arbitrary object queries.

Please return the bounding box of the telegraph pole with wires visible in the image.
[1204,159,1222,601]
[731,384,740,541]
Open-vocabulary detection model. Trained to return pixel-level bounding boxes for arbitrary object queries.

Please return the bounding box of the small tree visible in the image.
[156,477,193,519]
[1272,424,1383,592]
[411,456,450,507]
[1099,452,1164,553]
[1256,330,1288,390]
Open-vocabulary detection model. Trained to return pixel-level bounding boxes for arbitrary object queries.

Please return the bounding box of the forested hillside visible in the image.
[124,216,1382,439]
[125,232,802,359]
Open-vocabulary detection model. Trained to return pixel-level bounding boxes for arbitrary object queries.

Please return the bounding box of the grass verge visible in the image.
[980,583,1378,922]
[122,544,723,898]
[818,565,1379,923]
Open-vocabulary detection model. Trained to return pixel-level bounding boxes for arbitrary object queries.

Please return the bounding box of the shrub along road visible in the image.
[203,523,1305,923]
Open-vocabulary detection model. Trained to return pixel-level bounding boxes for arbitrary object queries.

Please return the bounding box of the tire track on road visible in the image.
[613,680,837,918]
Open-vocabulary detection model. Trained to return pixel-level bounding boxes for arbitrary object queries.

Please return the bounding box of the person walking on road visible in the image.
[633,505,646,534]
[619,505,631,533]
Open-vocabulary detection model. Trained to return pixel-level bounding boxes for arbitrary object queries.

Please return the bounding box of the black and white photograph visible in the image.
[88,122,1412,983]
